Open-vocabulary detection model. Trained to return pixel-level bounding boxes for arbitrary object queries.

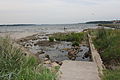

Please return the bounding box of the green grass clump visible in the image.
[51,32,84,42]
[49,37,54,42]
[72,41,79,46]
[0,37,56,80]
[102,69,120,80]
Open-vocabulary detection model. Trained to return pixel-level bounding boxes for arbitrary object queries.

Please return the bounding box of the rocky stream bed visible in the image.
[17,33,91,67]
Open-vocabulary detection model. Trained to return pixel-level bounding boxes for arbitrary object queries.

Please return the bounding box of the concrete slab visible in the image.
[59,60,100,80]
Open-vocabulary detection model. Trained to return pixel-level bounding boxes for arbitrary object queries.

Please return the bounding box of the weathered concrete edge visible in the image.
[88,34,105,78]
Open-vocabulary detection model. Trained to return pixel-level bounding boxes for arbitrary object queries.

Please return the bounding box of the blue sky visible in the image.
[0,0,120,24]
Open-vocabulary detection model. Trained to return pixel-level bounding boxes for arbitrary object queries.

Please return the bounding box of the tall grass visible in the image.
[92,29,120,65]
[102,69,120,80]
[91,29,120,80]
[0,37,56,80]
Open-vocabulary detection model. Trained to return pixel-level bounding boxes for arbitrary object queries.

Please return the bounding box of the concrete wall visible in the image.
[88,34,105,77]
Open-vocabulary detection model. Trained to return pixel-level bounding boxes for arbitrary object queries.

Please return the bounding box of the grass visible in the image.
[90,28,120,80]
[72,41,79,46]
[49,37,54,42]
[0,37,56,80]
[92,28,120,65]
[102,69,120,80]
[49,32,88,46]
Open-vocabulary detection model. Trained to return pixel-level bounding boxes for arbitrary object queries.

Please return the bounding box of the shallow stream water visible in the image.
[19,34,90,62]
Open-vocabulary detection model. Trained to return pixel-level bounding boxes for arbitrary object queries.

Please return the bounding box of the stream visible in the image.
[18,33,91,62]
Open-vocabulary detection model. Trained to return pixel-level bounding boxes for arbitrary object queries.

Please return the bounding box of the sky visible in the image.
[0,0,120,24]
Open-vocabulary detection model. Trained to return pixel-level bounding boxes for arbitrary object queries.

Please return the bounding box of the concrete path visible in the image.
[59,60,100,80]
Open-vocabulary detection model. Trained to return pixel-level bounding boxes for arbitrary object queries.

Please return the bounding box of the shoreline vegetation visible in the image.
[89,28,120,80]
[0,25,120,80]
[0,37,57,80]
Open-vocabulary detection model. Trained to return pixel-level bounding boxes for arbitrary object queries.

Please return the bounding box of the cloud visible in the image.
[0,0,120,24]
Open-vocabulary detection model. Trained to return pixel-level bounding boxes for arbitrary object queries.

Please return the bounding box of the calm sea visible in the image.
[0,24,97,34]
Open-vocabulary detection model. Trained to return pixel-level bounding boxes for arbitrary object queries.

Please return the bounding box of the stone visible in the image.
[55,61,63,66]
[44,58,49,61]
[51,62,59,67]
[37,50,45,54]
[44,60,51,64]
[68,49,78,60]
[45,54,50,59]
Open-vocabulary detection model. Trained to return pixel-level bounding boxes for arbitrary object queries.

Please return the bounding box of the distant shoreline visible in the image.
[0,23,86,26]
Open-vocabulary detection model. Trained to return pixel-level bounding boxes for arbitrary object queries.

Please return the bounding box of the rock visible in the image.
[62,48,70,51]
[79,49,83,52]
[74,46,80,50]
[25,43,33,48]
[83,51,91,59]
[23,53,27,56]
[37,51,45,54]
[44,58,49,61]
[68,50,77,56]
[45,54,50,59]
[44,60,51,64]
[43,37,47,39]
[55,61,63,66]
[68,49,78,60]
[51,62,59,67]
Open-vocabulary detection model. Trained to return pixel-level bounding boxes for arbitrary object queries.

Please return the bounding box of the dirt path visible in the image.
[59,60,100,80]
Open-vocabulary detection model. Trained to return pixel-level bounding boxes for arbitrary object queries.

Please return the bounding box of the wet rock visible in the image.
[74,46,80,50]
[68,49,78,60]
[45,54,50,60]
[82,51,91,59]
[37,51,45,54]
[61,50,64,53]
[56,46,59,49]
[79,49,83,52]
[55,61,63,66]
